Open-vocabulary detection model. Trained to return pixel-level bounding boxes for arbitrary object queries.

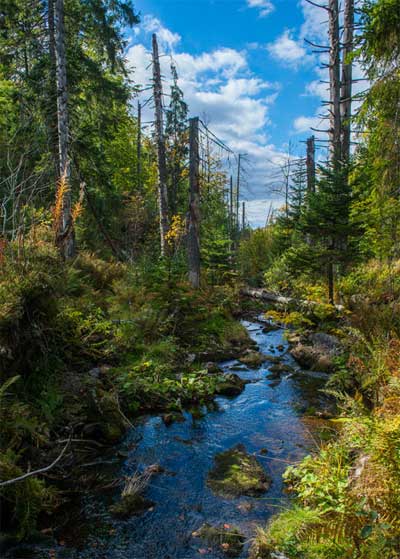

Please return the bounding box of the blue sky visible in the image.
[126,0,331,226]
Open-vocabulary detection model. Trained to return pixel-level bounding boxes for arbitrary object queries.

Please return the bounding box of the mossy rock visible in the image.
[194,523,245,557]
[109,494,154,519]
[215,373,246,397]
[207,444,271,497]
[239,351,269,368]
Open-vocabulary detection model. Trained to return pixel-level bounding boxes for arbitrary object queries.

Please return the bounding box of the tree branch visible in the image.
[0,437,71,487]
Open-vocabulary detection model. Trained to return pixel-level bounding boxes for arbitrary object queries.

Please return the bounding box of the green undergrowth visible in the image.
[0,238,249,540]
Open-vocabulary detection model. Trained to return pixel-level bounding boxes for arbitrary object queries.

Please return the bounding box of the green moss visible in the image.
[207,444,271,497]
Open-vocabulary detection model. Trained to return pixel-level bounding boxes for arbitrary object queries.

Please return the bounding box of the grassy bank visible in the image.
[251,260,400,559]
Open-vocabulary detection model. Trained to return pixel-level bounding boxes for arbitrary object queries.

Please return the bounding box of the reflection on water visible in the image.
[7,321,330,559]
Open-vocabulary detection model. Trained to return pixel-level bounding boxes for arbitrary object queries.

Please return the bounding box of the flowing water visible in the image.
[7,320,331,559]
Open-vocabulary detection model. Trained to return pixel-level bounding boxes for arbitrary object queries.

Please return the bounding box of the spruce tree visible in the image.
[165,63,188,215]
[301,164,352,303]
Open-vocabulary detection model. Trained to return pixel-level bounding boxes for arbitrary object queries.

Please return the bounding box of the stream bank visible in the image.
[6,319,333,559]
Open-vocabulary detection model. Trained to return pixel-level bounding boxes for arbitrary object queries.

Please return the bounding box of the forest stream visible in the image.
[8,320,331,559]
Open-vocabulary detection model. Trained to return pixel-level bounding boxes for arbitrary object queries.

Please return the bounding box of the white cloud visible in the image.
[245,199,280,228]
[247,0,275,18]
[299,0,329,43]
[142,15,181,50]
[293,115,321,133]
[174,49,247,81]
[267,29,309,66]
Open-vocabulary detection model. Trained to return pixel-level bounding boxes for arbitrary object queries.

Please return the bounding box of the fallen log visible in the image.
[241,287,344,312]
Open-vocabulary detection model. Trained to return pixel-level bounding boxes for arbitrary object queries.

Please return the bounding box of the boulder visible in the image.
[290,344,333,372]
[289,332,342,372]
[215,373,246,397]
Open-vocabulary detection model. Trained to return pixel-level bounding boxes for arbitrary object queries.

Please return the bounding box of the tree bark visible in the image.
[328,0,341,167]
[48,0,59,178]
[188,117,200,289]
[340,0,354,164]
[306,135,316,195]
[236,154,241,232]
[54,0,75,259]
[137,101,142,191]
[151,33,169,256]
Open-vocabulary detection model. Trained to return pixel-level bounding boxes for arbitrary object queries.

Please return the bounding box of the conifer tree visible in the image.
[301,164,352,303]
[165,63,189,216]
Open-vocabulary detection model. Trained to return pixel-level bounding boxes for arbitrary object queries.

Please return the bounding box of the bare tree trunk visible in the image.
[137,101,142,190]
[48,0,59,178]
[236,154,241,232]
[229,175,233,239]
[151,33,169,256]
[340,0,354,164]
[306,135,316,195]
[54,0,75,259]
[329,0,341,167]
[188,117,200,288]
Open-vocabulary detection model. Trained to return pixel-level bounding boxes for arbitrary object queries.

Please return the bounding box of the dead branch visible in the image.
[0,437,71,487]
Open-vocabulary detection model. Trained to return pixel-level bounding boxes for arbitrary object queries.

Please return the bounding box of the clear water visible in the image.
[7,321,330,559]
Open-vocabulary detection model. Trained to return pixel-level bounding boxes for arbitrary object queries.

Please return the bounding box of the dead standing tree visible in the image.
[54,0,75,259]
[188,117,201,288]
[329,0,342,167]
[151,33,169,257]
[306,135,316,195]
[340,0,354,164]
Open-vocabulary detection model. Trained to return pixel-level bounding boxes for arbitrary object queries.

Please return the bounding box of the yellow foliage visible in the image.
[166,214,185,247]
[53,173,69,234]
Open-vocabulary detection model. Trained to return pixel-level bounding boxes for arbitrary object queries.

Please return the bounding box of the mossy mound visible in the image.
[215,373,246,397]
[109,494,154,519]
[207,444,271,497]
[194,523,245,557]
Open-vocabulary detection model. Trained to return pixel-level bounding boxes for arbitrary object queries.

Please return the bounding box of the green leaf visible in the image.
[360,525,373,539]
